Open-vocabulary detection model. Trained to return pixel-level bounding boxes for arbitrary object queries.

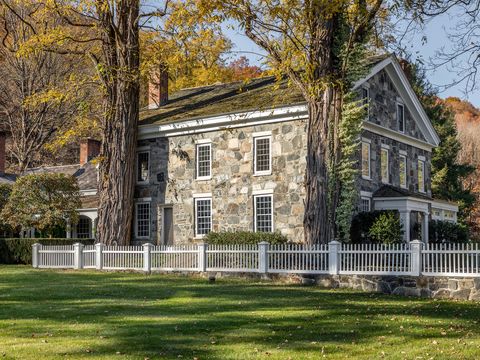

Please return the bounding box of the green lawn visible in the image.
[1,267,480,359]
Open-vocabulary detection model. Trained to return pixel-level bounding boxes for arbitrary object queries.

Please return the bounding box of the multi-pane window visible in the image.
[254,195,273,233]
[361,141,371,179]
[254,136,271,175]
[418,159,425,193]
[135,202,151,238]
[362,87,370,118]
[137,152,149,183]
[76,217,91,238]
[397,104,405,133]
[399,154,407,188]
[194,198,212,237]
[360,197,371,212]
[381,148,389,183]
[196,143,211,179]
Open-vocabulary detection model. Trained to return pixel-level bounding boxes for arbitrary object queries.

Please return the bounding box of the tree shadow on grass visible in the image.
[1,266,480,359]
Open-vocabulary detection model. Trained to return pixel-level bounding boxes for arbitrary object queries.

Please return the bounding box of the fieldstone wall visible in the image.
[204,271,480,301]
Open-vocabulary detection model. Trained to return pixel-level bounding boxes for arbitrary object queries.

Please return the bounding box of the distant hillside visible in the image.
[444,97,480,125]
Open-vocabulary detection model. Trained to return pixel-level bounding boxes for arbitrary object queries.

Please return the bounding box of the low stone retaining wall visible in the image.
[205,271,480,301]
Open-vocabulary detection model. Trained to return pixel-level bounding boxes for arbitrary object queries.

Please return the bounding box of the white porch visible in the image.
[373,196,430,243]
[67,208,98,239]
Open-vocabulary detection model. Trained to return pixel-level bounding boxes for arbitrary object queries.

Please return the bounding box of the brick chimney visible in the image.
[148,64,168,109]
[80,138,101,165]
[0,132,5,175]
[399,59,413,83]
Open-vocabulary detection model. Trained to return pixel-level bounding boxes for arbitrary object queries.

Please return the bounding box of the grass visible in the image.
[1,267,480,359]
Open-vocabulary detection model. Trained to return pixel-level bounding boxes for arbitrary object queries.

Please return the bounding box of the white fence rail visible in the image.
[31,240,480,278]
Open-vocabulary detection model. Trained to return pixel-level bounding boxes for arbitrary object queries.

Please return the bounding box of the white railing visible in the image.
[31,240,480,278]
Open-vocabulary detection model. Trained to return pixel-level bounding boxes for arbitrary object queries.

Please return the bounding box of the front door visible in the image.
[163,207,174,245]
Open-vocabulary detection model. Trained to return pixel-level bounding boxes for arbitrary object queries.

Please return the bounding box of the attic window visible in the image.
[397,103,405,133]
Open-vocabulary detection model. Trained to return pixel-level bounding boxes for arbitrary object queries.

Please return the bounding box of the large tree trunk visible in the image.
[304,90,334,245]
[95,2,140,246]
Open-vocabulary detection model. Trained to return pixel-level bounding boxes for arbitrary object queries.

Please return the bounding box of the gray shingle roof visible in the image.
[373,185,431,200]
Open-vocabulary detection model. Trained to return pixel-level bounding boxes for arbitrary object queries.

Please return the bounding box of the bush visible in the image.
[368,212,403,244]
[350,211,388,243]
[429,220,469,243]
[204,231,289,245]
[0,238,94,264]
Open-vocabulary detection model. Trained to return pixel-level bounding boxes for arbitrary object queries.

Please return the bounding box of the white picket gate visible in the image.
[31,240,480,278]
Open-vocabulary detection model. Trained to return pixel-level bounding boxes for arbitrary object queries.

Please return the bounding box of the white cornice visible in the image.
[363,122,433,152]
[138,105,308,140]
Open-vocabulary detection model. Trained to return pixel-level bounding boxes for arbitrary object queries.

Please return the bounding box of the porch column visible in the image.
[400,210,411,242]
[66,220,72,239]
[422,211,429,243]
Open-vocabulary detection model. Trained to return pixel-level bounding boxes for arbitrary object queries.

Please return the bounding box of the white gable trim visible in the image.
[353,56,440,147]
[363,122,433,151]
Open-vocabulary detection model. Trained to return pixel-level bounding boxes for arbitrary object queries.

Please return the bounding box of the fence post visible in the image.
[95,243,104,270]
[328,241,341,275]
[143,243,153,274]
[258,242,269,274]
[410,240,423,276]
[73,243,84,270]
[197,242,207,272]
[32,243,41,268]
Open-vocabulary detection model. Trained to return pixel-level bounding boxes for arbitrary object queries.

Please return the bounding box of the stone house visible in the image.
[133,55,458,245]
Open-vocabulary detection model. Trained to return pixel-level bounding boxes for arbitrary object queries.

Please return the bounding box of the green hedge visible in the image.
[0,238,95,264]
[429,220,469,244]
[204,231,288,245]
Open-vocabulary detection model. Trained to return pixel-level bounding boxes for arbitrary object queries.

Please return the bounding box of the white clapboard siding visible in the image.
[38,245,75,268]
[102,246,143,270]
[339,243,412,275]
[423,243,480,277]
[268,243,329,274]
[206,244,259,272]
[151,245,198,271]
[83,245,96,269]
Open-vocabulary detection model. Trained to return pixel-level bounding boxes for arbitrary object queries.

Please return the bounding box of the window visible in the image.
[194,198,212,237]
[135,202,151,238]
[196,143,211,179]
[254,194,273,232]
[137,152,149,183]
[361,141,371,179]
[360,197,371,212]
[381,148,389,183]
[76,217,91,238]
[399,154,407,188]
[418,159,425,193]
[254,136,272,175]
[362,87,370,118]
[397,103,405,133]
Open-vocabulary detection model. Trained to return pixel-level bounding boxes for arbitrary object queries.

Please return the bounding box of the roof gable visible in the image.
[353,56,440,147]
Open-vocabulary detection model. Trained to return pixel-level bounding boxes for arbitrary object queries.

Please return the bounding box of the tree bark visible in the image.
[95,1,140,246]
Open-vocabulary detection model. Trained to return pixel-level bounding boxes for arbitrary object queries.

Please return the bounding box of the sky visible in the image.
[223,14,480,108]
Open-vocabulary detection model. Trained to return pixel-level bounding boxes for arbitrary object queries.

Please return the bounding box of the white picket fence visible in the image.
[31,240,480,277]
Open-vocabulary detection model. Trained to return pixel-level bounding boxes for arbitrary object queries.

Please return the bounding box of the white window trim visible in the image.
[194,197,212,239]
[360,196,371,212]
[399,154,407,189]
[253,194,274,233]
[136,151,150,185]
[195,138,212,144]
[418,159,426,193]
[397,102,405,134]
[362,86,370,119]
[196,143,212,181]
[252,131,272,137]
[381,148,389,184]
[253,135,272,176]
[361,141,371,180]
[399,149,407,156]
[135,201,151,239]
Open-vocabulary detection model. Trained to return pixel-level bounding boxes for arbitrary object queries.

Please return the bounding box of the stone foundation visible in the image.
[202,271,480,301]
